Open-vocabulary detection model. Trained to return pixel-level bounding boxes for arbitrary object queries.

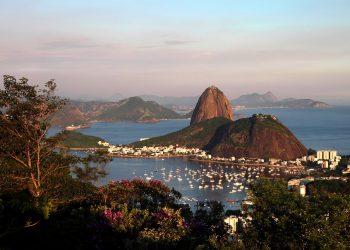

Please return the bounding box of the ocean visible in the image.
[80,106,350,155]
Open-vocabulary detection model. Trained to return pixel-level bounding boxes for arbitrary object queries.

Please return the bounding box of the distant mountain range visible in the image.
[231,91,278,107]
[231,92,331,108]
[140,92,331,109]
[140,95,197,106]
[51,97,183,127]
[52,91,331,127]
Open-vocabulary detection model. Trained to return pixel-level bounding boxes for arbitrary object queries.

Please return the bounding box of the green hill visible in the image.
[97,97,182,121]
[208,114,307,160]
[132,117,232,148]
[59,130,107,149]
[52,97,182,127]
[133,114,307,160]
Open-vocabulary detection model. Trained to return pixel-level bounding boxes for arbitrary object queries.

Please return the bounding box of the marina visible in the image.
[95,157,303,210]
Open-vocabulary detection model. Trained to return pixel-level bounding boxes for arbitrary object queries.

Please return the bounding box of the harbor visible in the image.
[94,156,305,210]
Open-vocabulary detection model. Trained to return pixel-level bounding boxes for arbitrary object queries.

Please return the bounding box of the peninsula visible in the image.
[134,86,307,161]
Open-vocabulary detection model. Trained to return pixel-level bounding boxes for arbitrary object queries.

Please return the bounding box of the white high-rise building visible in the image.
[323,151,330,160]
[316,150,341,169]
[317,150,337,161]
[329,150,337,161]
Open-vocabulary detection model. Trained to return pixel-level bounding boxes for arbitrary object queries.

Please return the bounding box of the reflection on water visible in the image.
[94,157,302,210]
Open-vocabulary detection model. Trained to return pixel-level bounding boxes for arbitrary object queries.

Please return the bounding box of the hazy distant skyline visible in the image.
[1,0,349,104]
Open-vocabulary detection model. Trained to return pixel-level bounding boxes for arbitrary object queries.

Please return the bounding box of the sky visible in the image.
[0,0,349,104]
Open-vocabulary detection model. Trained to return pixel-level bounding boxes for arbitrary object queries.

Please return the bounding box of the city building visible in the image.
[316,150,341,169]
[288,178,313,196]
[224,216,239,233]
[317,150,338,161]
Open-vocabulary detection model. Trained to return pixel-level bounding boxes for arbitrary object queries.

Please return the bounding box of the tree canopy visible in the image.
[0,76,107,238]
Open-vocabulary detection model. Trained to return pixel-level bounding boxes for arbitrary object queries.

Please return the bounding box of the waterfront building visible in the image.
[316,150,341,169]
[316,151,322,160]
[323,151,330,160]
[317,150,338,161]
[329,150,337,160]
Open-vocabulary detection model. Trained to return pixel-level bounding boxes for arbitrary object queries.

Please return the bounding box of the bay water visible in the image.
[72,106,350,209]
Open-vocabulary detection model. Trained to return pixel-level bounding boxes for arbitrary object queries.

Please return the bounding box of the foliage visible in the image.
[96,96,182,121]
[0,76,108,242]
[190,201,230,247]
[0,75,66,198]
[243,178,350,250]
[243,178,307,249]
[307,179,350,195]
[132,117,232,148]
[72,151,110,184]
[59,130,108,149]
[99,179,181,211]
[139,207,189,244]
[102,204,150,234]
[307,148,317,156]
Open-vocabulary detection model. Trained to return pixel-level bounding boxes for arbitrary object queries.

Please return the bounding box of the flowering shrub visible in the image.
[100,204,150,234]
[139,207,189,243]
[103,209,123,225]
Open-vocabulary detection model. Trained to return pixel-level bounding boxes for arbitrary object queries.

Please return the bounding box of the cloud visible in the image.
[163,40,194,46]
[41,38,111,50]
[137,45,159,49]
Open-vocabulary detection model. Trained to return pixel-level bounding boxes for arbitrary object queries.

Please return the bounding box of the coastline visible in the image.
[189,158,305,169]
[62,147,304,169]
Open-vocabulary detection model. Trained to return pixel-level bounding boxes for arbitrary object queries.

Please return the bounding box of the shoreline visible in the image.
[62,147,304,169]
[189,158,305,169]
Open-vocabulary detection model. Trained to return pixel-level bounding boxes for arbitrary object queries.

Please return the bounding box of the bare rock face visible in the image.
[190,86,233,125]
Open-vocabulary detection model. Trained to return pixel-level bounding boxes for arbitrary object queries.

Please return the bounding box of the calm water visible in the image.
[81,119,189,145]
[89,157,250,210]
[64,107,350,209]
[80,106,350,155]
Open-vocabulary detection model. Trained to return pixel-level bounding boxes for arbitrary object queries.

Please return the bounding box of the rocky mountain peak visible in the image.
[190,86,233,125]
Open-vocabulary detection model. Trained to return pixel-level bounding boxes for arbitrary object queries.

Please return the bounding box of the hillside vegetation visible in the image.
[209,115,307,160]
[59,130,107,149]
[51,97,182,127]
[134,115,307,160]
[132,117,232,148]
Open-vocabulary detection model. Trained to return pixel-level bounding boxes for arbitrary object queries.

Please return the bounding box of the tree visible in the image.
[71,151,109,184]
[0,75,69,198]
[0,76,107,235]
[243,178,307,249]
[99,179,181,211]
[307,148,317,156]
[243,178,350,249]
